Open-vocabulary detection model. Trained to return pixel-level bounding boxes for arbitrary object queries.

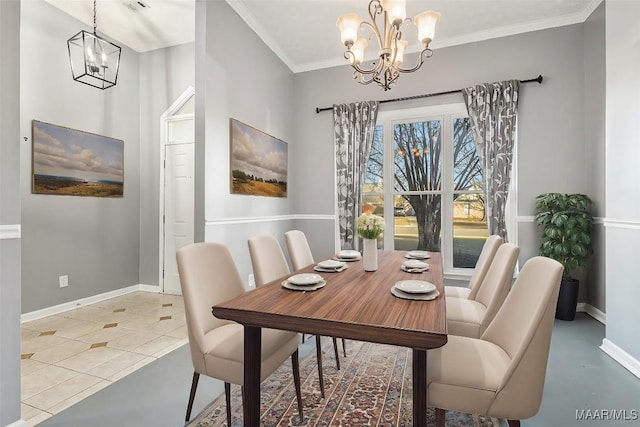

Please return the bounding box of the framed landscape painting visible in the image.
[32,120,124,197]
[230,118,288,197]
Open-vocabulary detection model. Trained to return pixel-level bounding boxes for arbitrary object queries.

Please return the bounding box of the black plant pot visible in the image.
[555,279,579,321]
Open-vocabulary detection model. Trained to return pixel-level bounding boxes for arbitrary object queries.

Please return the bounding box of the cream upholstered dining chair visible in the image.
[446,242,519,338]
[428,256,564,427]
[444,235,503,299]
[248,234,334,398]
[284,230,346,362]
[176,242,303,424]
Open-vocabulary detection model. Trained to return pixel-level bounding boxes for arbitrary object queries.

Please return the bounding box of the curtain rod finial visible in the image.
[536,74,543,84]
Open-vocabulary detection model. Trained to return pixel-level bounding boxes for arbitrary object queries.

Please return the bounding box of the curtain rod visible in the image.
[315,74,543,114]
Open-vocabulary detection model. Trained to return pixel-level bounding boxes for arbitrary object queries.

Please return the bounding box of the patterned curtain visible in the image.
[462,80,519,241]
[334,101,379,250]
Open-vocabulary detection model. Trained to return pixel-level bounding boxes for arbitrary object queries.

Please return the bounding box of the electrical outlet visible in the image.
[59,275,69,288]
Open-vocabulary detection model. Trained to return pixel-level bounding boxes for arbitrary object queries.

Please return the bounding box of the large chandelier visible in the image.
[337,0,440,91]
[67,0,121,90]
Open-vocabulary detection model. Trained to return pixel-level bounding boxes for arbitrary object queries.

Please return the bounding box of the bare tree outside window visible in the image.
[365,116,487,267]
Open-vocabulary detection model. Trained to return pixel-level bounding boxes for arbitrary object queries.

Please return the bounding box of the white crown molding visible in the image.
[600,338,640,380]
[231,0,603,74]
[577,303,606,324]
[225,0,298,73]
[21,284,159,323]
[429,2,603,52]
[0,224,21,240]
[206,214,335,226]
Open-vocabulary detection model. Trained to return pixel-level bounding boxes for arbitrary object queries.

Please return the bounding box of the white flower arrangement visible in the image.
[357,213,385,240]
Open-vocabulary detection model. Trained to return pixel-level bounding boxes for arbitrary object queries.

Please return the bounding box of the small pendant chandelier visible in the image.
[67,0,121,90]
[337,0,440,91]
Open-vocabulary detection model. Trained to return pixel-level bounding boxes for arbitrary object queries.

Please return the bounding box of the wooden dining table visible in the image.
[212,250,448,426]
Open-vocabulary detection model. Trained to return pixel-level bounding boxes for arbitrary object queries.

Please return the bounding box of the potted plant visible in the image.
[534,193,593,320]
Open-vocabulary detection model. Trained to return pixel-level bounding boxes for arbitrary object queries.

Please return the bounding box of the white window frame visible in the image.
[370,103,518,278]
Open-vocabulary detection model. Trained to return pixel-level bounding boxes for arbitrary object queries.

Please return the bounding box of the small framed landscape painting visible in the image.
[230,118,288,198]
[32,120,124,197]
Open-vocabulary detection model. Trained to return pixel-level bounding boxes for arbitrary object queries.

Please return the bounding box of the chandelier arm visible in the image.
[345,50,385,75]
[360,21,383,52]
[396,48,433,74]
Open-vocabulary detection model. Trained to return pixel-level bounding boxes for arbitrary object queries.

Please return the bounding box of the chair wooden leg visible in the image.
[332,337,341,370]
[342,338,347,357]
[224,382,232,427]
[185,371,200,421]
[291,350,304,420]
[507,420,521,427]
[315,336,325,397]
[435,408,445,427]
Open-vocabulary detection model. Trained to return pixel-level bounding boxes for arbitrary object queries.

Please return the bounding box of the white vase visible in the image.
[362,238,378,272]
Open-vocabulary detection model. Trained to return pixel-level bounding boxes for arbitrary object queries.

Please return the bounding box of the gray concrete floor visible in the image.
[39,314,640,426]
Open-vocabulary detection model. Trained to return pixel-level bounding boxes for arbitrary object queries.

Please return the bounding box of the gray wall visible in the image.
[139,42,195,286]
[292,25,600,301]
[197,0,296,283]
[0,0,22,424]
[605,1,640,362]
[20,0,141,313]
[583,2,606,312]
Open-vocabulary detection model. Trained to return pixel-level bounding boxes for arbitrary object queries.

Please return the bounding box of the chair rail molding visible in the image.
[600,338,640,380]
[517,216,605,224]
[205,214,335,226]
[0,224,21,239]
[603,218,640,229]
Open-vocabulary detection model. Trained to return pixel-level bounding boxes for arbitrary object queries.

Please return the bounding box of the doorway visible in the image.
[160,87,194,294]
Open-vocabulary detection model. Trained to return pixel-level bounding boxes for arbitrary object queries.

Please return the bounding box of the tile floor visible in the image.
[20,291,187,426]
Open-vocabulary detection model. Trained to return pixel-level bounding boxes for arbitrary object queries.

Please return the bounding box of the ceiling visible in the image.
[44,0,602,73]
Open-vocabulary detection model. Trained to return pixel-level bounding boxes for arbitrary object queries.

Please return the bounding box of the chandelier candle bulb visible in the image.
[394,39,408,64]
[352,38,368,64]
[414,10,441,45]
[380,0,407,26]
[337,14,362,46]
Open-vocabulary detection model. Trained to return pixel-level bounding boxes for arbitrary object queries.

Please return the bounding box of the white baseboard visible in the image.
[576,303,606,324]
[600,338,640,380]
[5,419,27,427]
[21,284,160,323]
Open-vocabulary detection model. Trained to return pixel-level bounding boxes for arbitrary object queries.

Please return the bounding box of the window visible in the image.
[364,104,496,276]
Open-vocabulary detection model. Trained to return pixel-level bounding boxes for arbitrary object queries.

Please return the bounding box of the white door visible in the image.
[163,142,194,295]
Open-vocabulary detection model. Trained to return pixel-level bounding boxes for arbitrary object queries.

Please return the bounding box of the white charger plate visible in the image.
[338,250,361,259]
[318,259,346,269]
[314,265,347,273]
[400,265,428,274]
[394,280,436,294]
[282,280,326,291]
[406,250,431,259]
[288,273,323,286]
[403,259,429,269]
[391,287,440,301]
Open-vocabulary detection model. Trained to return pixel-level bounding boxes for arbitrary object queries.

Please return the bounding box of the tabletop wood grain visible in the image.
[213,250,447,351]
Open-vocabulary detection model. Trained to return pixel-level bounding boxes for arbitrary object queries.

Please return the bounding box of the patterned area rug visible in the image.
[188,340,503,427]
